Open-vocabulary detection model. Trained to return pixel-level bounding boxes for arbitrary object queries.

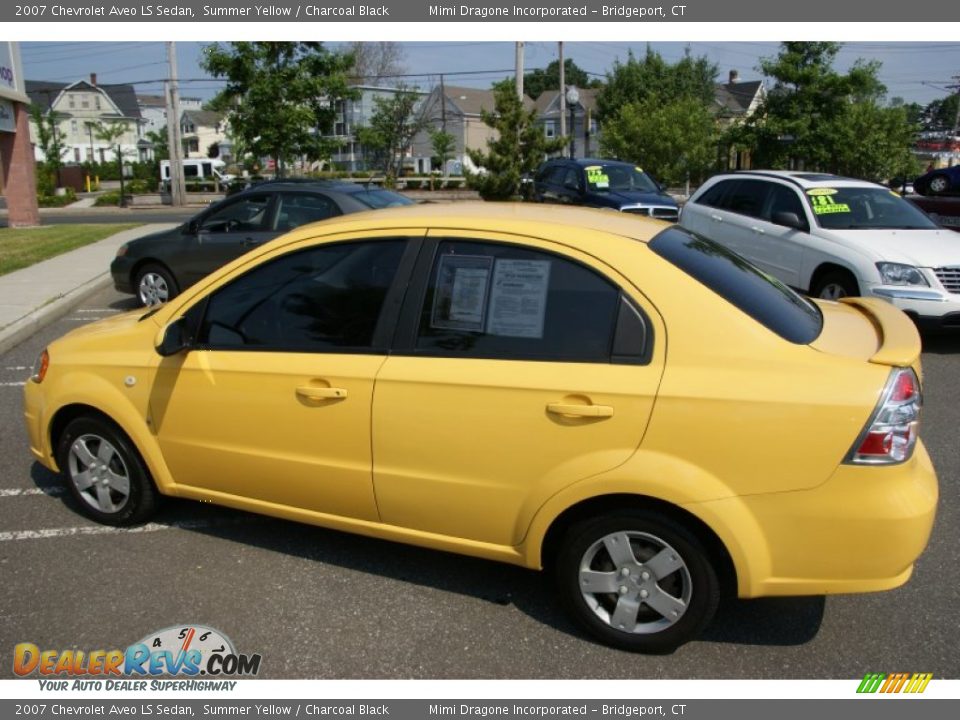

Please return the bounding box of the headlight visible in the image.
[31,349,49,384]
[116,244,128,257]
[876,262,929,287]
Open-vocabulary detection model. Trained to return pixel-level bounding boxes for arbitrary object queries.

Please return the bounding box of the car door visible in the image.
[274,191,342,232]
[681,179,736,239]
[713,179,773,260]
[371,233,665,547]
[184,193,279,286]
[537,164,570,204]
[752,182,810,287]
[149,234,418,520]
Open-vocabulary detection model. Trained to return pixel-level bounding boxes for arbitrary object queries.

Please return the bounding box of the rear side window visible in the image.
[694,180,735,209]
[414,240,623,362]
[725,180,770,219]
[649,227,822,344]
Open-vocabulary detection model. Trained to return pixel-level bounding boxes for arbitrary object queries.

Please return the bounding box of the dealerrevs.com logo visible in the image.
[13,625,261,688]
[857,673,933,694]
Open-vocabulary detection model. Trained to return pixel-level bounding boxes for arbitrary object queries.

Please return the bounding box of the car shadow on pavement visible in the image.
[920,330,960,354]
[31,462,825,651]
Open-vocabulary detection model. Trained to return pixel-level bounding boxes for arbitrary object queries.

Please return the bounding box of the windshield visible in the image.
[585,164,660,193]
[350,189,415,209]
[806,187,938,230]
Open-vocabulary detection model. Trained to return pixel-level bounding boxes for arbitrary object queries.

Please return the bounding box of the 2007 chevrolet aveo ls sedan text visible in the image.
[23,204,937,653]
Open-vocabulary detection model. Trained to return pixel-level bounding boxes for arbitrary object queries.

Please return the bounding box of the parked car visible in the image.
[111,181,415,306]
[27,204,936,652]
[914,164,960,196]
[531,158,679,221]
[908,194,960,233]
[679,171,960,329]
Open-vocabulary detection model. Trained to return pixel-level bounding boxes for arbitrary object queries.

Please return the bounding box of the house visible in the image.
[26,74,147,164]
[327,85,429,173]
[411,85,536,174]
[713,70,766,170]
[179,109,229,159]
[533,87,601,159]
[137,93,202,135]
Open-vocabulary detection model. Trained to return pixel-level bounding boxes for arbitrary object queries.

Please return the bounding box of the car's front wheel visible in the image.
[812,270,859,300]
[555,511,719,653]
[56,416,158,526]
[135,264,179,306]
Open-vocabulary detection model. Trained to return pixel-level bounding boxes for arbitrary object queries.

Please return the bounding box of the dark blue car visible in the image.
[915,164,960,196]
[531,158,679,221]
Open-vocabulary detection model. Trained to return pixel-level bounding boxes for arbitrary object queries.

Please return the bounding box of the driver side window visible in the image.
[200,194,271,234]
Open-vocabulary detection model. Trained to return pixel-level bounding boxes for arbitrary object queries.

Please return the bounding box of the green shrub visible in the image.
[37,188,77,208]
[94,190,122,206]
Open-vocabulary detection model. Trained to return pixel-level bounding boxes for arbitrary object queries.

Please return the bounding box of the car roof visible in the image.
[241,179,381,194]
[545,157,635,168]
[277,201,668,247]
[722,170,885,189]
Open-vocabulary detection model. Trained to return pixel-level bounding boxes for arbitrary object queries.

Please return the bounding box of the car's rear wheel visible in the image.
[812,270,859,300]
[555,511,719,653]
[56,416,158,526]
[928,174,951,195]
[135,264,179,306]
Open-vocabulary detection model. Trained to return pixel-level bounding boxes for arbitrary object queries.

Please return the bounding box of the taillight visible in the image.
[30,349,49,384]
[846,367,921,465]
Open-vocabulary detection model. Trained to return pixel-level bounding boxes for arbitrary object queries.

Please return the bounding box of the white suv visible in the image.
[680,171,960,328]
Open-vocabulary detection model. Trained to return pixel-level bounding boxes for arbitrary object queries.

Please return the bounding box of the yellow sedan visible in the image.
[23,203,937,652]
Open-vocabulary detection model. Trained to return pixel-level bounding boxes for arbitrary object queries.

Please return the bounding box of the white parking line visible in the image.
[0,487,66,497]
[75,309,120,314]
[3,366,29,371]
[0,517,262,542]
[0,382,25,387]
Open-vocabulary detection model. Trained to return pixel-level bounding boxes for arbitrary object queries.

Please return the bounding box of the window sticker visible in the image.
[635,166,644,173]
[808,192,851,215]
[806,188,839,196]
[585,166,610,189]
[430,255,494,331]
[487,259,551,339]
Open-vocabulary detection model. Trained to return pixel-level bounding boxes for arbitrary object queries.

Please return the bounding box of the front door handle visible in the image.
[243,237,258,247]
[296,386,348,400]
[547,402,614,418]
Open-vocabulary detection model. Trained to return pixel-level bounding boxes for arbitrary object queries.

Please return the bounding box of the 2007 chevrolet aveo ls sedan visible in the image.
[23,204,937,653]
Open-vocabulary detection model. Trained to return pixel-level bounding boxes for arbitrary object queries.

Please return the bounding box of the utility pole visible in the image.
[165,42,186,207]
[951,75,960,161]
[515,42,524,100]
[559,42,566,141]
[440,73,447,133]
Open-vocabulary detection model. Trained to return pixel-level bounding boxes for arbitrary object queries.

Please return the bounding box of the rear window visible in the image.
[348,189,415,209]
[649,227,822,344]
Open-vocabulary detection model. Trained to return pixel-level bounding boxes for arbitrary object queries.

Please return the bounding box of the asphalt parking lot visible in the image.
[1,286,959,679]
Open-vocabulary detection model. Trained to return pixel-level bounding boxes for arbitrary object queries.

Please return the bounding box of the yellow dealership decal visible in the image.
[807,188,838,196]
[586,166,610,188]
[808,192,850,215]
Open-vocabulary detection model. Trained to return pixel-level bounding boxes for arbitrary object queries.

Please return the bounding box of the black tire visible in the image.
[135,263,179,307]
[56,416,158,526]
[928,174,951,195]
[555,510,720,653]
[811,269,859,300]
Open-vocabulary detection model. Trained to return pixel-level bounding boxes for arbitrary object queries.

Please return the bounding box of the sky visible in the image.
[16,40,960,108]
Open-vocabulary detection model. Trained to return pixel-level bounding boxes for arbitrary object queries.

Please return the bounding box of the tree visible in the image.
[201,42,357,177]
[145,127,169,162]
[29,104,69,196]
[355,86,428,181]
[429,128,456,176]
[920,93,959,133]
[732,42,919,180]
[93,121,131,206]
[597,46,718,120]
[601,97,718,186]
[347,41,406,85]
[597,47,719,185]
[467,81,567,201]
[523,59,600,100]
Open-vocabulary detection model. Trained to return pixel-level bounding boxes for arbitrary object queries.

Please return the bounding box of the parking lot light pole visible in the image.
[566,86,579,159]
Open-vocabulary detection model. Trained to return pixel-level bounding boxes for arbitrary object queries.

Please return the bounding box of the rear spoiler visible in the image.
[840,297,922,368]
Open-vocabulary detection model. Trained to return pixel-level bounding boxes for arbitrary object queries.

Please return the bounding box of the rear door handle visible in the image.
[710,214,723,222]
[296,386,348,400]
[750,226,765,235]
[547,402,614,418]
[243,237,258,247]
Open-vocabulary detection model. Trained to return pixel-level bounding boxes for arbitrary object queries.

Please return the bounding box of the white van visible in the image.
[160,159,235,186]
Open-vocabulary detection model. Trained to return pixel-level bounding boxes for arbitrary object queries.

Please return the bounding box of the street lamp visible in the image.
[565,86,579,159]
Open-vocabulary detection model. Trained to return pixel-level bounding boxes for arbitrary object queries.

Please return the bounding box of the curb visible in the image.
[0,273,113,357]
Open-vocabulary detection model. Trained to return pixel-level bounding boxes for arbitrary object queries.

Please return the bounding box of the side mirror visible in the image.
[771,211,807,231]
[155,317,190,357]
[185,219,199,234]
